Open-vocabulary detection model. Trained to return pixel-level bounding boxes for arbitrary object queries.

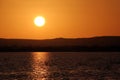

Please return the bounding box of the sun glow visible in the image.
[34,16,45,27]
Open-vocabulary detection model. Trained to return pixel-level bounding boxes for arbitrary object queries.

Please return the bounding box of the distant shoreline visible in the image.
[0,46,120,52]
[0,36,120,52]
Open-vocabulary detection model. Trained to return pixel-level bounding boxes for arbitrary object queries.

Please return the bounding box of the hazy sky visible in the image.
[0,0,120,39]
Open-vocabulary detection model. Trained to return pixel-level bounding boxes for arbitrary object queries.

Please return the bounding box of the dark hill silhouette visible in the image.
[0,36,120,51]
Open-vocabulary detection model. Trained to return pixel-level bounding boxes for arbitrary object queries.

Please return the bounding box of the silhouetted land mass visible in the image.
[0,36,120,51]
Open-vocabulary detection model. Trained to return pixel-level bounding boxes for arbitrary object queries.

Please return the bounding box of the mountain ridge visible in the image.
[0,36,120,51]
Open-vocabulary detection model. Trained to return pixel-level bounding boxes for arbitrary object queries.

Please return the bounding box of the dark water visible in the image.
[0,52,120,80]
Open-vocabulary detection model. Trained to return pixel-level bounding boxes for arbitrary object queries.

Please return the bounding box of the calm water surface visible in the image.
[0,52,120,80]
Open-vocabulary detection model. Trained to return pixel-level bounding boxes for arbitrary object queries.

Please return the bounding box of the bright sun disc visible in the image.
[34,16,45,27]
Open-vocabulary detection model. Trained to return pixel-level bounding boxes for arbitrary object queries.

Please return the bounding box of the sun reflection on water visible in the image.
[32,52,48,61]
[31,52,49,80]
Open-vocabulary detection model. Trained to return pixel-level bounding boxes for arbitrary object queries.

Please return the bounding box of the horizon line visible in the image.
[0,36,120,40]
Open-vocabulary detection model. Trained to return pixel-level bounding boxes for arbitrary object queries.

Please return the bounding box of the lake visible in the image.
[0,52,120,80]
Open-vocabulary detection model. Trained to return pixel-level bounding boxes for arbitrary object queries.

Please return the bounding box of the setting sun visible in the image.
[34,16,45,27]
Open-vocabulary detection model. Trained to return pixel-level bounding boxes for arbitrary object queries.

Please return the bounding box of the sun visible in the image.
[34,16,45,27]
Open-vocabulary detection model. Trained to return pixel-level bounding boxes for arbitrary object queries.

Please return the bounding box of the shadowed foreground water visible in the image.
[0,52,120,80]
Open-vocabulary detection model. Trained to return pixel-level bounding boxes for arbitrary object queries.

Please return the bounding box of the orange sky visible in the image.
[0,0,120,39]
